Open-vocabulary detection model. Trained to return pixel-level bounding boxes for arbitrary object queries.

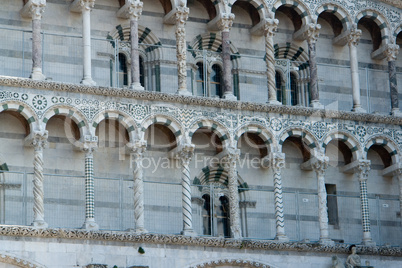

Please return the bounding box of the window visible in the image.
[290,72,298,106]
[202,193,231,237]
[118,53,128,87]
[194,62,225,98]
[196,62,205,96]
[325,184,339,228]
[210,64,222,98]
[275,71,283,103]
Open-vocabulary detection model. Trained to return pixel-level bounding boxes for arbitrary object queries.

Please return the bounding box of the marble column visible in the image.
[386,44,400,115]
[306,23,322,108]
[221,148,241,239]
[394,168,402,217]
[175,4,191,95]
[356,160,374,245]
[24,0,46,80]
[129,0,144,90]
[30,130,48,228]
[264,18,281,105]
[270,152,288,241]
[311,153,333,244]
[348,28,365,113]
[78,0,96,86]
[178,144,196,235]
[82,141,98,230]
[129,140,147,233]
[219,13,236,101]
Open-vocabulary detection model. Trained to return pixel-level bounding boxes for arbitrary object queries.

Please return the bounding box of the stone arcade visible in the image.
[0,0,401,267]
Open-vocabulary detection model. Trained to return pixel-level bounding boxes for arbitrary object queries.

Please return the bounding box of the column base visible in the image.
[319,238,335,245]
[130,83,144,91]
[223,92,237,101]
[82,219,99,230]
[391,109,402,117]
[352,106,366,113]
[310,101,324,109]
[177,89,192,96]
[32,220,48,229]
[30,68,46,81]
[275,234,289,242]
[362,232,376,246]
[135,227,148,234]
[81,78,96,86]
[267,100,282,105]
[181,229,197,236]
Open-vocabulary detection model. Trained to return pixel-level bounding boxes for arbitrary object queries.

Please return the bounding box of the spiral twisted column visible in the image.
[30,130,48,228]
[129,140,147,233]
[385,44,400,115]
[221,148,241,239]
[178,143,196,235]
[356,160,375,245]
[175,5,191,95]
[306,23,322,108]
[270,152,288,241]
[128,0,144,90]
[82,141,98,230]
[264,19,281,105]
[311,152,333,245]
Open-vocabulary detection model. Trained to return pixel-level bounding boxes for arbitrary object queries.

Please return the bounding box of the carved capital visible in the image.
[128,140,147,159]
[264,18,279,37]
[306,23,321,44]
[82,141,97,158]
[175,6,189,25]
[128,0,143,20]
[270,152,285,172]
[178,144,195,166]
[357,160,371,181]
[21,0,46,20]
[31,130,48,151]
[386,44,400,61]
[218,13,235,32]
[311,153,329,176]
[347,28,362,47]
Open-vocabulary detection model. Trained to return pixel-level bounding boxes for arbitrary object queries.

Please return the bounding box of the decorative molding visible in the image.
[0,225,400,257]
[0,251,46,268]
[1,77,402,126]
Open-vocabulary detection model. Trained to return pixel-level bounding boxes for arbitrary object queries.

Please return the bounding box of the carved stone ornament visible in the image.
[128,0,143,21]
[218,13,235,32]
[311,153,329,176]
[357,160,371,181]
[30,130,49,151]
[386,44,400,62]
[128,139,147,159]
[79,0,95,11]
[178,144,195,165]
[0,252,45,268]
[347,28,362,47]
[264,18,279,37]
[270,152,285,173]
[82,141,97,158]
[306,23,321,44]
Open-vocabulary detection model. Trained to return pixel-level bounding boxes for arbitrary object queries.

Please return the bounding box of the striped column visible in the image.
[356,160,374,245]
[385,44,400,115]
[264,18,281,105]
[129,0,144,90]
[82,142,98,230]
[222,148,241,239]
[270,152,288,241]
[311,153,333,244]
[31,130,48,228]
[175,4,191,95]
[179,144,196,235]
[129,140,147,233]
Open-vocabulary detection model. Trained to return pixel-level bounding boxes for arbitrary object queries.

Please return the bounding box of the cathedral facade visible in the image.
[0,0,401,267]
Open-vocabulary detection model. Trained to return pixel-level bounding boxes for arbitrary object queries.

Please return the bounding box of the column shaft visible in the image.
[308,40,319,104]
[179,144,195,235]
[82,142,98,230]
[348,29,364,112]
[264,19,280,105]
[175,6,190,95]
[128,1,143,90]
[386,45,400,115]
[357,160,374,245]
[81,2,96,86]
[219,14,236,100]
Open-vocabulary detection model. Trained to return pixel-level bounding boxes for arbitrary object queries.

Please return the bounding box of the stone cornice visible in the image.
[0,76,401,125]
[378,0,402,9]
[0,225,400,257]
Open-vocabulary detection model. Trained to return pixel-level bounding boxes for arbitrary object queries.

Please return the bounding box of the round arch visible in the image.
[322,131,362,161]
[187,258,276,268]
[235,123,275,152]
[188,119,231,149]
[231,0,267,26]
[42,105,89,139]
[0,100,38,134]
[91,110,138,142]
[140,114,184,142]
[394,23,402,43]
[363,135,400,165]
[315,2,353,34]
[278,127,319,154]
[271,0,311,26]
[355,9,391,48]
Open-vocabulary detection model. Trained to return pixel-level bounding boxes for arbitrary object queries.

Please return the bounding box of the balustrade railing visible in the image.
[0,170,400,246]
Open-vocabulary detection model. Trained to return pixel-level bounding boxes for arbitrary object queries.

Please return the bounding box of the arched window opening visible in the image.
[202,194,212,236]
[196,62,205,96]
[139,55,145,87]
[118,53,128,87]
[201,192,230,237]
[290,73,298,106]
[217,195,230,238]
[275,71,283,103]
[211,64,222,98]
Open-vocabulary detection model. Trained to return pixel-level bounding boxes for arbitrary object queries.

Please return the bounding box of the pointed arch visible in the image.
[0,101,37,134]
[363,135,400,165]
[322,131,362,161]
[188,119,231,149]
[235,123,275,152]
[91,110,138,141]
[42,105,88,139]
[355,9,391,48]
[140,114,184,142]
